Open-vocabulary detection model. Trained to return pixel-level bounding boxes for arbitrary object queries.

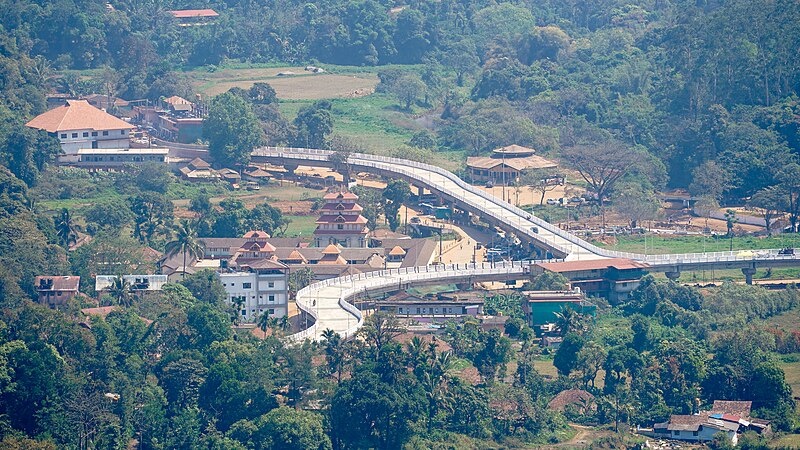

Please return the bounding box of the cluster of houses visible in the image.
[25,97,279,189]
[647,401,771,445]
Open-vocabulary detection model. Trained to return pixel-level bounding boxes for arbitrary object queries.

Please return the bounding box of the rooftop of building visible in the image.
[26,100,135,133]
[169,9,219,18]
[535,258,650,273]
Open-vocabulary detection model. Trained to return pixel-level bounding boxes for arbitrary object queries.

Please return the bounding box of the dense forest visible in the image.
[1,0,800,448]
[3,0,800,195]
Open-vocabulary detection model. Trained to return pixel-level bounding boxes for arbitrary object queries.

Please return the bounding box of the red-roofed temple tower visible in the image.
[313,191,370,248]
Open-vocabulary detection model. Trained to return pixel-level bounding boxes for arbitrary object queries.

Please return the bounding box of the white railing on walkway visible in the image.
[255,147,800,341]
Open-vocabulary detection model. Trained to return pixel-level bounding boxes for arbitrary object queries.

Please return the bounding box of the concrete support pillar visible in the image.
[415,185,424,196]
[665,271,681,281]
[742,267,757,285]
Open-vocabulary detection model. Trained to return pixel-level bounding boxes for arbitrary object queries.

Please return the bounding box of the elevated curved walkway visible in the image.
[287,261,534,342]
[249,147,800,341]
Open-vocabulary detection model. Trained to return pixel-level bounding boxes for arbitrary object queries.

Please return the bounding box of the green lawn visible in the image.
[596,234,800,254]
[779,356,800,398]
[283,215,318,238]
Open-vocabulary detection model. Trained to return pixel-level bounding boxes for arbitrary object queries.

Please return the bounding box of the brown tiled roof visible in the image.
[466,154,557,171]
[163,95,193,105]
[323,191,358,200]
[240,259,288,270]
[389,245,407,256]
[218,168,241,179]
[536,258,650,273]
[318,255,347,265]
[321,202,363,212]
[83,94,130,108]
[169,9,219,18]
[35,276,80,292]
[239,240,276,252]
[188,157,211,169]
[244,167,271,178]
[285,250,306,262]
[710,400,752,418]
[26,100,135,133]
[243,230,271,239]
[322,244,342,255]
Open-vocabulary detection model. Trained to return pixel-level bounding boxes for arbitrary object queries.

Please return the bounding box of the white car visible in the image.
[546,198,560,206]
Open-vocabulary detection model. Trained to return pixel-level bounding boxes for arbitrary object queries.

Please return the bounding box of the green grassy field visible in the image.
[283,215,318,238]
[596,234,800,254]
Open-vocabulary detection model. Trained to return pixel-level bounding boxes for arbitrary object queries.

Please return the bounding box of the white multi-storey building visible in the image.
[219,259,289,321]
[25,100,134,154]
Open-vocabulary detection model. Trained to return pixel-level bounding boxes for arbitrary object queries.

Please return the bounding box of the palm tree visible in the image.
[231,296,246,325]
[55,208,79,249]
[164,220,203,279]
[109,277,133,307]
[554,305,585,336]
[257,310,271,338]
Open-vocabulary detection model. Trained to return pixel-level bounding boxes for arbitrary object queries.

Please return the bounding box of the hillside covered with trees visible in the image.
[1,0,800,448]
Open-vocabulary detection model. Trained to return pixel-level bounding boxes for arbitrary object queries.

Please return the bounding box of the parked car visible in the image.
[485,181,494,188]
[569,197,585,204]
[410,216,421,224]
[530,226,539,233]
[546,198,560,206]
[779,247,795,255]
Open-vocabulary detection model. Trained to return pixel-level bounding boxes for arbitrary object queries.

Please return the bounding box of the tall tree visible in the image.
[382,180,411,231]
[109,276,133,307]
[54,208,78,249]
[205,92,265,168]
[561,141,645,227]
[749,186,786,236]
[165,220,203,279]
[292,101,333,149]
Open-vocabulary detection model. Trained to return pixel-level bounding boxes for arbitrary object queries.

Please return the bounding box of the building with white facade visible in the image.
[58,148,169,169]
[95,274,169,292]
[216,231,291,322]
[220,260,289,321]
[25,100,135,154]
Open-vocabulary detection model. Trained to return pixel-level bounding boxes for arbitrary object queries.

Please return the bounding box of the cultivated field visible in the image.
[188,66,378,99]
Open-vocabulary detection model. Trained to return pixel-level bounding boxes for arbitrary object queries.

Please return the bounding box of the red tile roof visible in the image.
[243,230,271,239]
[535,258,650,273]
[26,100,135,133]
[323,191,358,200]
[169,9,219,18]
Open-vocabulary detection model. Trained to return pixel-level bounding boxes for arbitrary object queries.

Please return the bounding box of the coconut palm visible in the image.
[257,310,271,338]
[554,305,585,336]
[231,296,246,325]
[109,277,133,307]
[164,220,203,279]
[55,208,79,249]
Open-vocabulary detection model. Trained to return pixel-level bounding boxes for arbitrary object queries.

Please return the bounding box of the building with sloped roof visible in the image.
[169,9,219,25]
[466,145,558,184]
[313,190,370,248]
[35,276,80,308]
[26,100,135,153]
[530,258,650,303]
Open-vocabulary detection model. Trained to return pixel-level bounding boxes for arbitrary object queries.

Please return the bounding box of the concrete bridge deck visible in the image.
[247,147,800,341]
[287,261,533,342]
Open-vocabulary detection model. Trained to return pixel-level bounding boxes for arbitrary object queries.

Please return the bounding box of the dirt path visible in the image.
[541,424,612,449]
